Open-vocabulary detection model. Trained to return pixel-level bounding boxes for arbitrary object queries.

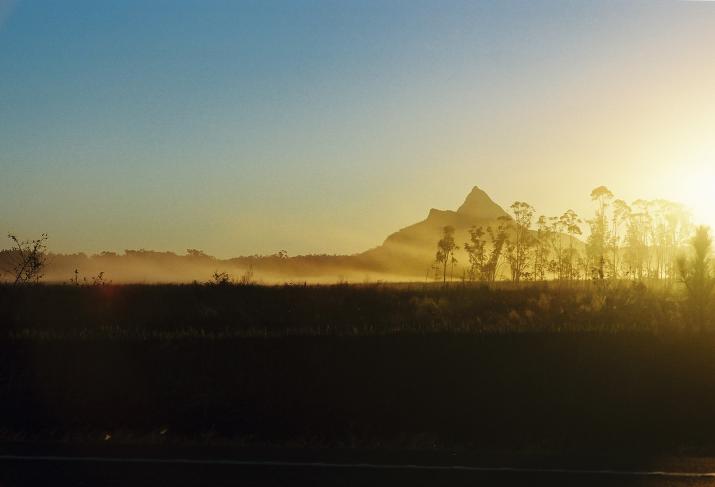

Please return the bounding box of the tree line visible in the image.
[434,185,697,284]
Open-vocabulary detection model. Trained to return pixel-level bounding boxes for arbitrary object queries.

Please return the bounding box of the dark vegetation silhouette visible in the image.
[208,266,255,286]
[209,270,232,286]
[2,233,48,285]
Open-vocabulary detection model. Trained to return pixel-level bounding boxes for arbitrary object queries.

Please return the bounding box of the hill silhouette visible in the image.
[358,186,511,278]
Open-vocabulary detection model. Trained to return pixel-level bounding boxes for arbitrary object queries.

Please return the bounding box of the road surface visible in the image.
[2,445,715,486]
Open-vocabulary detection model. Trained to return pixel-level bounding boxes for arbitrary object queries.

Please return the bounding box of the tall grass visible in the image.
[0,280,690,339]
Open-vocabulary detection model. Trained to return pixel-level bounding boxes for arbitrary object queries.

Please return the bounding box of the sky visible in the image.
[1,0,715,258]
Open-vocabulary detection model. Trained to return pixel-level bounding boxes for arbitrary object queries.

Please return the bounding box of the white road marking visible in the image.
[1,454,715,478]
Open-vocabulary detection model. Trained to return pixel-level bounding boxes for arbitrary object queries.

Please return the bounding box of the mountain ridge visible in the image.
[378,186,509,246]
[357,185,513,277]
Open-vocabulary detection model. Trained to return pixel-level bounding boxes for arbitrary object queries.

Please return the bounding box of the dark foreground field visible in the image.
[1,283,714,484]
[4,333,715,452]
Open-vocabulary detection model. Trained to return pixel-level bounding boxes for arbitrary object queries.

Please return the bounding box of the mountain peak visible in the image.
[456,186,509,220]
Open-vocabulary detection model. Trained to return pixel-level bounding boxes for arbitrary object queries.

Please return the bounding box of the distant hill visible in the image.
[0,186,578,283]
[358,186,511,278]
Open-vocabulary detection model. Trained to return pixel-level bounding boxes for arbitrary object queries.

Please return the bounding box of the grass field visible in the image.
[1,282,714,455]
[0,281,687,338]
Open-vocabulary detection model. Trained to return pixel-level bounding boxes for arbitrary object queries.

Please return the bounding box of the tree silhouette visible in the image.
[483,217,510,282]
[560,209,582,280]
[678,226,714,331]
[464,226,487,281]
[533,216,555,281]
[610,199,631,279]
[435,226,458,285]
[587,186,613,280]
[505,202,535,283]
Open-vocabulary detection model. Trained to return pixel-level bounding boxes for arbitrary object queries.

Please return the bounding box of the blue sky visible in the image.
[2,1,714,256]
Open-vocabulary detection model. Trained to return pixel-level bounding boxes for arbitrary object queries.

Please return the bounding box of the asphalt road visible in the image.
[2,446,715,486]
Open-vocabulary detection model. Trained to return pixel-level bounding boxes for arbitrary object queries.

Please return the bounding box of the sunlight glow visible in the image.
[671,148,715,230]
